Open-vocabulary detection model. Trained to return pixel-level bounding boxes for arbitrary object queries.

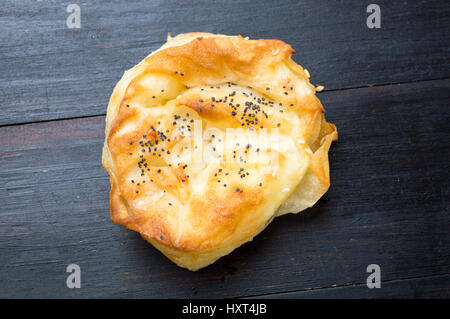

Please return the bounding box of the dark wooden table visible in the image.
[1,0,449,298]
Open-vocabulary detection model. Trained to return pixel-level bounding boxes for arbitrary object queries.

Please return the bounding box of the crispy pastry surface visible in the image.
[102,32,337,270]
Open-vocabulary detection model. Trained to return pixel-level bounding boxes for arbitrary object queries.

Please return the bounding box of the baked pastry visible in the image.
[102,32,337,271]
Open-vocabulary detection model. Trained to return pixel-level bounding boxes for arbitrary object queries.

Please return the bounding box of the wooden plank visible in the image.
[0,79,449,298]
[249,274,450,298]
[1,0,449,125]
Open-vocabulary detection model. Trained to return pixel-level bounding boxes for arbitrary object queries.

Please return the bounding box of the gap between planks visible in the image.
[238,272,450,298]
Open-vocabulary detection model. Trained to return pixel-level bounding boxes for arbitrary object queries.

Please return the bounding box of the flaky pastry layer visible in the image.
[102,32,337,270]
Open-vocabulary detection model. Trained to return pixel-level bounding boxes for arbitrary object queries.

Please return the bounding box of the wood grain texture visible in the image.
[0,0,449,125]
[1,79,448,298]
[250,274,450,298]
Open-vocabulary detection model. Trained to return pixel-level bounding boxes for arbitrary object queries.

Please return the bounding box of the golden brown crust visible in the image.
[102,32,337,270]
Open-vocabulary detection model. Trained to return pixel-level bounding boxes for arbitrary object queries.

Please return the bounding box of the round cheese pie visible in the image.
[102,32,337,271]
